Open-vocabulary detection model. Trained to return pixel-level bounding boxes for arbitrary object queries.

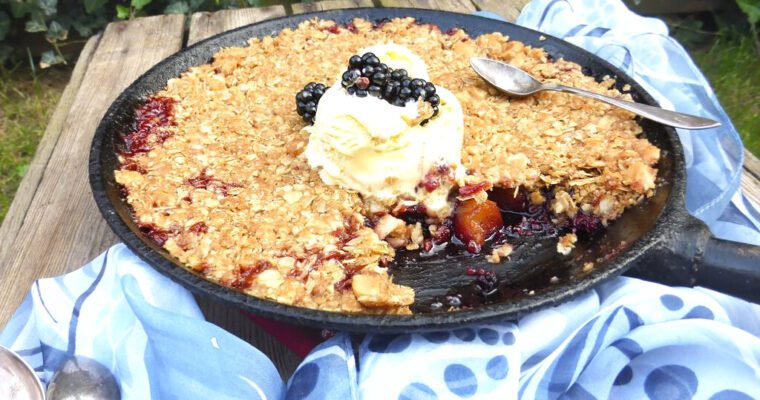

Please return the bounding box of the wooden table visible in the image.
[0,0,757,379]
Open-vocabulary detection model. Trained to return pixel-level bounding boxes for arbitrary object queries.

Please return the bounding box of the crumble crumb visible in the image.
[557,232,578,255]
[486,243,514,263]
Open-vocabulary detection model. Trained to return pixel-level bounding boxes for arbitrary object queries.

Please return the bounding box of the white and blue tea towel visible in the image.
[3,0,760,399]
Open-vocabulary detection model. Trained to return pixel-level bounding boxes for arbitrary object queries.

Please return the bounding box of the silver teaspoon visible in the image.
[46,356,120,400]
[470,57,720,130]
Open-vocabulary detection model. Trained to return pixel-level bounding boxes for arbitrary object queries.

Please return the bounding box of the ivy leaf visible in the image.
[131,0,152,11]
[189,0,205,10]
[116,4,130,19]
[0,11,10,41]
[164,1,189,14]
[25,17,47,33]
[737,0,760,25]
[70,16,95,37]
[9,2,31,19]
[84,0,110,14]
[38,0,58,17]
[39,50,66,68]
[45,20,68,42]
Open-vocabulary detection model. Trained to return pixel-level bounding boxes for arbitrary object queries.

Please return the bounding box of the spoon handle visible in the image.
[544,83,720,130]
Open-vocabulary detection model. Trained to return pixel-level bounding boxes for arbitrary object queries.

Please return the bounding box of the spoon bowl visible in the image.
[0,346,45,400]
[470,57,721,130]
[46,356,120,400]
[469,58,543,97]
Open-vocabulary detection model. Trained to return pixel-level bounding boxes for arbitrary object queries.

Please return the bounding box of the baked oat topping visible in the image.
[115,17,659,314]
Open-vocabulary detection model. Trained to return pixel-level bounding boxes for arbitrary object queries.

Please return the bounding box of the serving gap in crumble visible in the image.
[114,17,660,314]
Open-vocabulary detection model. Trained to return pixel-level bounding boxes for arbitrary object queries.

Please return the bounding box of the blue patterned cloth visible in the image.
[0,245,283,399]
[3,1,760,399]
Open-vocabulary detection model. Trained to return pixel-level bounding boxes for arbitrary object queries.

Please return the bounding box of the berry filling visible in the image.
[118,96,176,158]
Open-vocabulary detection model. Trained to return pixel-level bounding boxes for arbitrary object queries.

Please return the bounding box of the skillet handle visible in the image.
[627,217,760,303]
[694,235,760,302]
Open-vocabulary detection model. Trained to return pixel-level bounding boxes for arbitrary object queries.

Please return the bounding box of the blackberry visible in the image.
[360,52,377,62]
[368,85,382,97]
[335,53,443,123]
[383,81,401,99]
[424,82,436,95]
[361,65,376,77]
[348,55,362,68]
[341,69,361,88]
[390,69,408,80]
[473,271,500,301]
[295,82,326,124]
[364,55,380,66]
[371,72,387,85]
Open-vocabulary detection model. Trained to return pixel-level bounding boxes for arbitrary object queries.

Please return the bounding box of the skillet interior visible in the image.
[90,8,685,332]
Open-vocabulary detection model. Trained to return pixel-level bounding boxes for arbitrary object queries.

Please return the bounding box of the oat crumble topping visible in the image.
[115,17,659,314]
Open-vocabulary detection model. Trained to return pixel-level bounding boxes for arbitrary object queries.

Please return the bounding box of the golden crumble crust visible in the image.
[115,17,659,313]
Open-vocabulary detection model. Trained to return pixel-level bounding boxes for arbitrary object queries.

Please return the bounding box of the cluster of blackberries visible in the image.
[295,82,326,123]
[295,53,442,124]
[341,52,440,116]
[473,271,500,300]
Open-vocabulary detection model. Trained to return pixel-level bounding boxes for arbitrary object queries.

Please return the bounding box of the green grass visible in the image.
[0,66,69,222]
[688,33,760,157]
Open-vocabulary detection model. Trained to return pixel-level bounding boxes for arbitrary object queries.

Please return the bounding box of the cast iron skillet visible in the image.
[89,8,760,332]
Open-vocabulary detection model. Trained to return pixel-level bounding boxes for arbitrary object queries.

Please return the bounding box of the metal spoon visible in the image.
[0,345,45,400]
[46,356,120,400]
[470,57,720,130]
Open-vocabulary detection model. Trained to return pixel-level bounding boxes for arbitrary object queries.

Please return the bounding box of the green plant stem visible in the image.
[25,48,36,81]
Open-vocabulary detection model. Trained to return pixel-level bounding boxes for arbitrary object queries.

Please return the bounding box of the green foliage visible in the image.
[0,0,264,68]
[737,0,760,25]
[0,66,67,222]
[691,33,760,157]
[1,0,111,67]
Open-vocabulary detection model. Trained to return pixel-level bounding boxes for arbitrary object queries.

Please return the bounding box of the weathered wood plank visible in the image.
[744,149,760,182]
[292,0,375,14]
[741,173,760,208]
[0,34,101,267]
[471,0,530,22]
[379,0,476,12]
[186,5,305,380]
[0,15,186,327]
[187,6,287,46]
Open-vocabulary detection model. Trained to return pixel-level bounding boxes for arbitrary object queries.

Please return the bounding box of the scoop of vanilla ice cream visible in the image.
[304,83,464,209]
[359,43,429,81]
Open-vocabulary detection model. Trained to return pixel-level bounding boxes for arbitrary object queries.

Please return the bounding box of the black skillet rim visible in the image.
[89,8,687,332]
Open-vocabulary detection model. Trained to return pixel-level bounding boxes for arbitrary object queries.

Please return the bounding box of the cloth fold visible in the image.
[3,1,760,399]
[0,245,283,399]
